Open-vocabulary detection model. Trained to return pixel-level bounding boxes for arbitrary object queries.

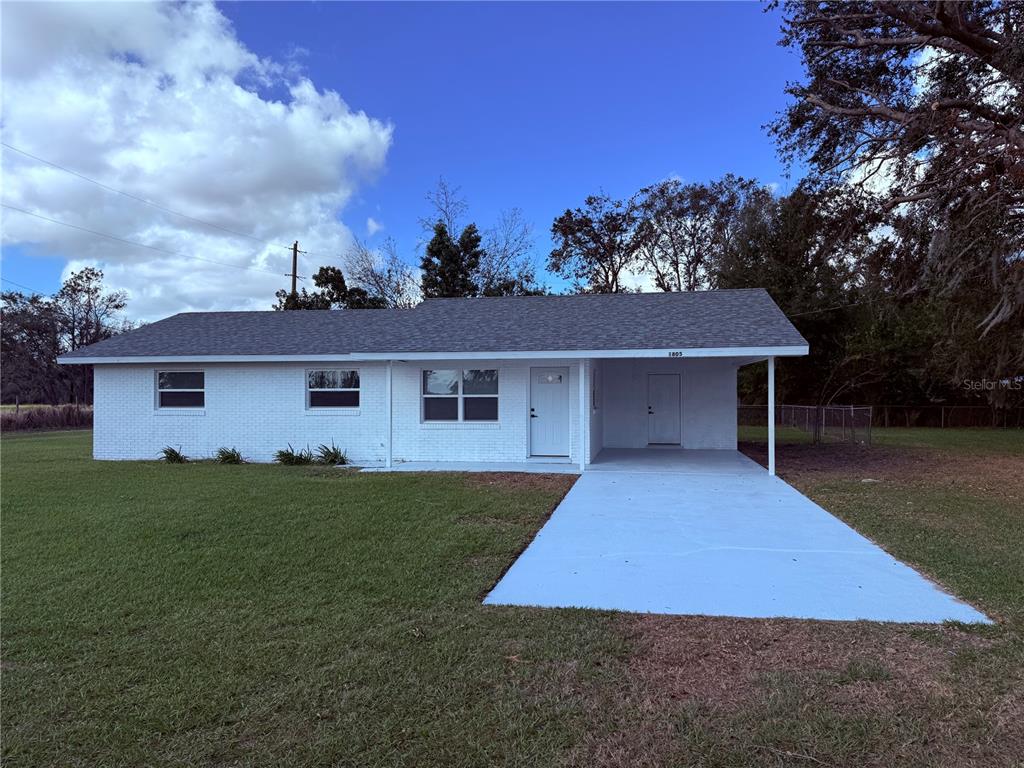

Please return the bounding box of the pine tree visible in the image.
[420,221,481,298]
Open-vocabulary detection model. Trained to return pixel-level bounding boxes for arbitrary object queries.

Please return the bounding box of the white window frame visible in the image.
[306,368,360,410]
[155,370,205,410]
[421,368,499,423]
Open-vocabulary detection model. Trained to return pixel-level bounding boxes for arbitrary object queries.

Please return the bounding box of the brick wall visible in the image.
[391,360,583,464]
[93,359,589,465]
[599,357,739,450]
[94,363,389,463]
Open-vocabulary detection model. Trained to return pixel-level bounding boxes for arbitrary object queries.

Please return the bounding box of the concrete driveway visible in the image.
[485,450,989,623]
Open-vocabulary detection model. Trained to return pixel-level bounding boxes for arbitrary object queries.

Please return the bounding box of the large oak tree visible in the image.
[548,194,640,293]
[772,1,1023,346]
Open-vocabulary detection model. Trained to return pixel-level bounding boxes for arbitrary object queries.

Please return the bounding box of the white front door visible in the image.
[648,373,681,445]
[530,367,570,456]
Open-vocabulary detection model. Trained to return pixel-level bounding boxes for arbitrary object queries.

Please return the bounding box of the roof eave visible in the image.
[57,345,809,365]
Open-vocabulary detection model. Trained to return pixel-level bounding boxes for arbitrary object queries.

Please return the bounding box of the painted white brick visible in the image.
[600,358,738,450]
[391,359,585,464]
[94,363,389,463]
[92,359,590,464]
[92,356,739,463]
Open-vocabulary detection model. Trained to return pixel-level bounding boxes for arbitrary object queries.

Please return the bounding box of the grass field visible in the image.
[3,429,1022,766]
[738,424,1024,454]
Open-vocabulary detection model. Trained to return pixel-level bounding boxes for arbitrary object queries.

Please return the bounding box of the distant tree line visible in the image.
[1,268,132,405]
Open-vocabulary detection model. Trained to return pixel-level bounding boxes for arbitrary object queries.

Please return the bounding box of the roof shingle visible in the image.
[61,289,807,359]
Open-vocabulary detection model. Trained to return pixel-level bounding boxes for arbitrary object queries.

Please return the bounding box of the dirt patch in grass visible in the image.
[741,442,1024,501]
[464,472,577,494]
[570,614,1019,768]
[623,614,986,711]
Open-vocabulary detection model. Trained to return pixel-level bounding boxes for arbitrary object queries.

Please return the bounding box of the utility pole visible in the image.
[290,241,299,298]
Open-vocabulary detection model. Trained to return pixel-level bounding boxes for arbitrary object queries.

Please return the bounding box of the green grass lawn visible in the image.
[871,426,1024,454]
[3,429,1022,766]
[1,431,617,767]
[739,424,1024,454]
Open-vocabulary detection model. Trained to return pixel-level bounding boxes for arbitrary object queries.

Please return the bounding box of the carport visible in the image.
[485,449,989,623]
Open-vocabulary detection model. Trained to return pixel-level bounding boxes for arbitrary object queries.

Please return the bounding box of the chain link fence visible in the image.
[873,405,1024,428]
[738,405,873,445]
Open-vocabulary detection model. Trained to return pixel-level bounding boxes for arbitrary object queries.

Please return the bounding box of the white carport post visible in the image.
[768,355,776,476]
[385,360,393,469]
[578,359,586,473]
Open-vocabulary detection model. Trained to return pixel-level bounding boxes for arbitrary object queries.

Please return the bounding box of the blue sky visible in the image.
[2,1,804,307]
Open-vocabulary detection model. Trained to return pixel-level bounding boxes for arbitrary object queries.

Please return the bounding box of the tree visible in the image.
[420,179,542,296]
[419,177,469,240]
[711,183,870,405]
[420,221,482,298]
[1,268,130,404]
[273,265,386,310]
[771,1,1024,340]
[479,208,544,296]
[344,237,420,309]
[549,193,640,293]
[634,176,766,292]
[53,267,131,403]
[1,292,63,404]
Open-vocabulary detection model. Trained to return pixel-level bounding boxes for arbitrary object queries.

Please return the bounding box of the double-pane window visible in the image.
[157,371,204,408]
[308,370,360,408]
[422,369,498,421]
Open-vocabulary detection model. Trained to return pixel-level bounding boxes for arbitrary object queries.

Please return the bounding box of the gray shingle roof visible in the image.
[60,289,807,360]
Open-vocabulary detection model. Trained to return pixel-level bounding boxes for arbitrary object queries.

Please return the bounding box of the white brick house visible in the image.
[60,290,808,474]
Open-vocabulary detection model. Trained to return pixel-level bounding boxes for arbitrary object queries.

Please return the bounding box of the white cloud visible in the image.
[0,1,393,321]
[366,217,384,237]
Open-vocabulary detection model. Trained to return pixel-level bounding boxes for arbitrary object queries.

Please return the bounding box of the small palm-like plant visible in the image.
[215,447,245,464]
[160,446,188,463]
[274,444,315,465]
[316,442,348,466]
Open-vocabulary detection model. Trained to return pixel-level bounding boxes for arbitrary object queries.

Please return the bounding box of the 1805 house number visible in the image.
[667,351,685,357]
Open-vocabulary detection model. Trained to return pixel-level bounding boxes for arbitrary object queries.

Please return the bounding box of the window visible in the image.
[422,369,498,421]
[307,369,360,408]
[157,371,204,408]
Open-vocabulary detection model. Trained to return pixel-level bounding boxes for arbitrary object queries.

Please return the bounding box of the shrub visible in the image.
[214,447,245,464]
[316,442,348,466]
[160,446,189,463]
[274,444,315,465]
[0,404,93,432]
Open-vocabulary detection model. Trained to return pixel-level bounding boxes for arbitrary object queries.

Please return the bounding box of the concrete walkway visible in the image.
[485,450,989,623]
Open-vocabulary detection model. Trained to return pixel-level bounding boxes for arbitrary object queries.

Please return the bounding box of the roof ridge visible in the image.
[420,288,768,303]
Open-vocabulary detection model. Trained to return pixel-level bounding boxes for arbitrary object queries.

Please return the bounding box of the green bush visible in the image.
[214,447,245,464]
[316,442,348,466]
[159,446,188,463]
[274,444,315,465]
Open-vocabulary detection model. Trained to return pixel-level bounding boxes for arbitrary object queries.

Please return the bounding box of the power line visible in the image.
[1,276,48,295]
[1,142,296,252]
[1,203,290,278]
